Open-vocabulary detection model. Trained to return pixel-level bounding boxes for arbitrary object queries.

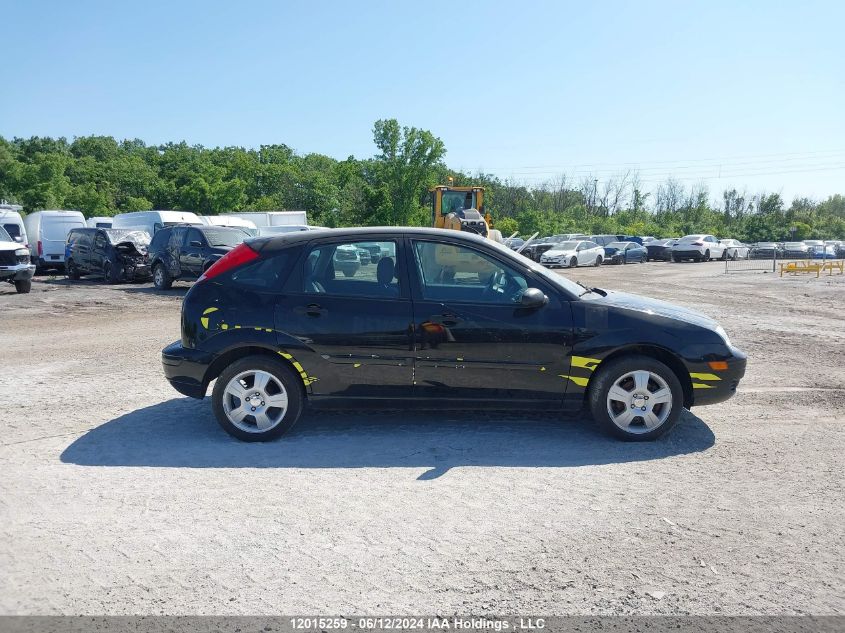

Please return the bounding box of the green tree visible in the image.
[372,119,445,225]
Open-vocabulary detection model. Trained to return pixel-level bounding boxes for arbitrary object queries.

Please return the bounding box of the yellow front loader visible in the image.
[429,184,502,242]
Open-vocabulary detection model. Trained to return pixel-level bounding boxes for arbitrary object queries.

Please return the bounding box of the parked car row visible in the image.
[748,240,845,259]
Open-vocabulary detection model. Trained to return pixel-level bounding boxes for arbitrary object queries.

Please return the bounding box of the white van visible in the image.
[86,216,113,229]
[111,210,202,235]
[220,210,307,228]
[198,215,258,235]
[23,210,86,270]
[0,209,28,246]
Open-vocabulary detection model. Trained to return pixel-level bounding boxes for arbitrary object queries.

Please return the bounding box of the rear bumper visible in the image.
[689,346,748,406]
[0,263,36,282]
[672,249,705,259]
[162,341,215,399]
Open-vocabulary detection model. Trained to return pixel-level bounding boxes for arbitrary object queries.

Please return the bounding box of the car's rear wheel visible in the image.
[66,259,81,280]
[14,279,32,294]
[212,356,304,441]
[588,355,683,441]
[153,263,172,289]
[703,249,710,262]
[594,255,602,266]
[569,257,577,268]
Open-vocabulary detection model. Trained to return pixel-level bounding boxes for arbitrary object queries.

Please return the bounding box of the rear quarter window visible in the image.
[227,248,298,290]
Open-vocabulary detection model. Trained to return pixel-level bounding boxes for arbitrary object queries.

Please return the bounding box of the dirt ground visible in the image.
[0,261,843,616]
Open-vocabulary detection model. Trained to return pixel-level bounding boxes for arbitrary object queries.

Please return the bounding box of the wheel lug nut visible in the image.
[251,407,256,411]
[245,397,250,402]
[260,401,265,406]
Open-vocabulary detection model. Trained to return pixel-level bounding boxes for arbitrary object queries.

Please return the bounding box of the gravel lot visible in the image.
[1,261,843,615]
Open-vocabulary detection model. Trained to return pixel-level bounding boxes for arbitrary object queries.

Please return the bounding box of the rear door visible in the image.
[274,235,414,398]
[407,238,574,402]
[43,217,84,262]
[166,227,188,278]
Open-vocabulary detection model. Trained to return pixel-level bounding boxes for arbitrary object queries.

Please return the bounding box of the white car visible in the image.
[0,225,36,293]
[671,234,727,262]
[718,239,750,260]
[540,240,605,268]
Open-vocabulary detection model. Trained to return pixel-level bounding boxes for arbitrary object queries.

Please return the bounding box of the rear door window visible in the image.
[300,240,400,298]
[228,249,297,290]
[3,223,21,240]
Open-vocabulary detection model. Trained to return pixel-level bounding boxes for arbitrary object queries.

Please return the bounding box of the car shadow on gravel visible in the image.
[61,398,715,479]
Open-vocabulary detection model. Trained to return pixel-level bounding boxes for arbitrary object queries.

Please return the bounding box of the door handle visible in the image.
[295,303,327,317]
[439,313,461,327]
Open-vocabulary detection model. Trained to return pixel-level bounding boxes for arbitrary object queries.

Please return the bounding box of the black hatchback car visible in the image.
[162,228,746,442]
[66,228,152,283]
[149,225,249,289]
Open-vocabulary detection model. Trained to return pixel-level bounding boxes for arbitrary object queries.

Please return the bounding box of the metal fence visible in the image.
[725,252,776,273]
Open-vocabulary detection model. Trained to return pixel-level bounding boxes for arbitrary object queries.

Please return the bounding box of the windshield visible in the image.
[606,242,628,249]
[0,226,12,242]
[485,239,585,298]
[204,228,248,247]
[785,242,804,248]
[550,241,578,251]
[106,230,150,245]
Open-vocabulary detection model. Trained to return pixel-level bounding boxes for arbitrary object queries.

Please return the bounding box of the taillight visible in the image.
[693,241,704,246]
[37,240,43,255]
[198,243,259,282]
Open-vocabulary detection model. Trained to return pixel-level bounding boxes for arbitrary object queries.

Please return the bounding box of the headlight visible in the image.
[715,325,732,348]
[15,248,29,257]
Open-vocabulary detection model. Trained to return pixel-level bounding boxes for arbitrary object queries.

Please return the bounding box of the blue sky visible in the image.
[2,0,844,202]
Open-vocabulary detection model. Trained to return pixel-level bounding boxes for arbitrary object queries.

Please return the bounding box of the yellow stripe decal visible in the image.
[200,307,219,330]
[571,356,602,371]
[690,372,722,381]
[692,383,715,389]
[559,374,590,387]
[277,351,318,387]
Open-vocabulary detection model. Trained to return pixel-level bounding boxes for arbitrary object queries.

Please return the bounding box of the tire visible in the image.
[721,250,728,261]
[103,261,121,284]
[731,252,738,261]
[14,279,32,294]
[569,257,577,268]
[703,249,710,262]
[212,356,304,442]
[588,354,683,441]
[66,259,81,280]
[594,255,602,266]
[153,263,172,290]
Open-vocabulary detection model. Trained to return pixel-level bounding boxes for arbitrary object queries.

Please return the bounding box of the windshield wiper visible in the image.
[575,280,606,297]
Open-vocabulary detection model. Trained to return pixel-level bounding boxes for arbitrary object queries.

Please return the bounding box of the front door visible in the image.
[274,237,414,399]
[407,239,574,402]
[180,228,206,278]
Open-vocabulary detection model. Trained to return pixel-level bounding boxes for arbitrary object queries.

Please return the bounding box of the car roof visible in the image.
[248,226,495,253]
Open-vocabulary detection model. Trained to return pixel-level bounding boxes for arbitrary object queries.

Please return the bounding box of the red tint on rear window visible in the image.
[199,243,259,282]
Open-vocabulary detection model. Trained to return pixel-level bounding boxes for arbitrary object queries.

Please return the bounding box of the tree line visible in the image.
[1,119,843,242]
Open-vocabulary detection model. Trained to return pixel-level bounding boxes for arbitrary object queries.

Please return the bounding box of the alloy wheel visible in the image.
[222,369,289,433]
[606,370,673,434]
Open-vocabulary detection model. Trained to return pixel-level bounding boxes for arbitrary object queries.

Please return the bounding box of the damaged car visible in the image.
[66,228,152,283]
[0,225,36,293]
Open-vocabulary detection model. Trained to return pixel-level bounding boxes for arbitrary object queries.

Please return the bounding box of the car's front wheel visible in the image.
[594,255,602,266]
[703,249,710,262]
[14,279,32,294]
[588,355,683,441]
[212,356,304,441]
[569,257,578,268]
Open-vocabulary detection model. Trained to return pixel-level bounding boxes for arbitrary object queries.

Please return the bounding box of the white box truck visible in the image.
[23,210,86,271]
[220,210,307,228]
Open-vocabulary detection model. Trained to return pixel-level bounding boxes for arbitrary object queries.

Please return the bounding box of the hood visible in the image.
[590,290,719,331]
[0,240,24,252]
[604,246,623,255]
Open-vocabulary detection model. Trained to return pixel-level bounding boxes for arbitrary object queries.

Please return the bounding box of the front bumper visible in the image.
[162,341,216,399]
[0,263,36,282]
[688,346,748,406]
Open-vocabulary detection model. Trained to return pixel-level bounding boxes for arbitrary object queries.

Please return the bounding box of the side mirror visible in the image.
[13,236,23,243]
[520,287,548,309]
[190,240,203,247]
